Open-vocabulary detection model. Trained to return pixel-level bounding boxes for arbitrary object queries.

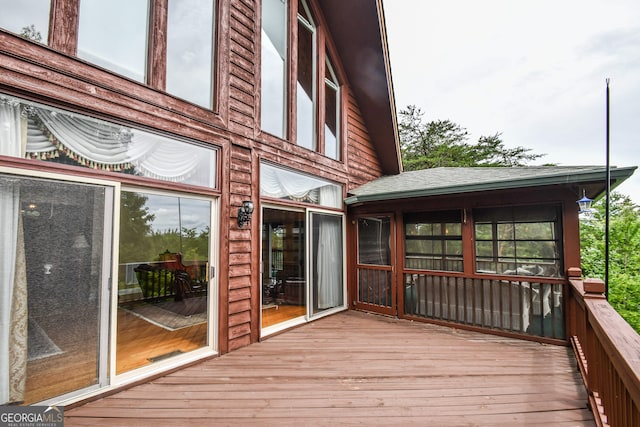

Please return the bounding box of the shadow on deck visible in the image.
[65,311,593,426]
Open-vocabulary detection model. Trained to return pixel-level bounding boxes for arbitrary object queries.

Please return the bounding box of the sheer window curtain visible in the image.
[316,214,342,309]
[0,99,28,404]
[316,186,342,309]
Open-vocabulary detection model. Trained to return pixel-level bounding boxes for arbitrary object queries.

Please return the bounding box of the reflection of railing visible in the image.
[566,267,640,427]
[403,272,565,339]
[119,260,208,304]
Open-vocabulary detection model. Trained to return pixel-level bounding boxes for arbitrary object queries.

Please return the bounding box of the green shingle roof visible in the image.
[345,166,636,205]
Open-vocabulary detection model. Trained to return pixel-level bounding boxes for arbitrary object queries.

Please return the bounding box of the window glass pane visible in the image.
[261,0,287,138]
[296,20,315,150]
[260,163,342,208]
[0,0,50,44]
[1,94,217,188]
[167,0,214,108]
[358,217,391,266]
[515,222,554,240]
[117,191,210,374]
[324,82,338,159]
[1,174,108,404]
[78,0,149,82]
[324,55,339,160]
[404,211,462,272]
[474,205,563,277]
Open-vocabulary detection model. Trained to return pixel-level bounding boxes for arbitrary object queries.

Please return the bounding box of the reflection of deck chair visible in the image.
[159,251,205,301]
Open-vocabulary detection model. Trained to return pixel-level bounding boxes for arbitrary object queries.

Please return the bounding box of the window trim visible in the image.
[260,0,344,161]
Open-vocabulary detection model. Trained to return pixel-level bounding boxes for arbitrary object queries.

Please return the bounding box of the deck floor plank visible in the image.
[65,311,593,426]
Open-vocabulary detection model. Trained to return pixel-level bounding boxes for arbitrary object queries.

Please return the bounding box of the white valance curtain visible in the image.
[2,94,213,185]
[260,163,342,209]
[0,99,28,404]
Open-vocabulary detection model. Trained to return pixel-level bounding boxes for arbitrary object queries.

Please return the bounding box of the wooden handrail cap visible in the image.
[583,278,606,294]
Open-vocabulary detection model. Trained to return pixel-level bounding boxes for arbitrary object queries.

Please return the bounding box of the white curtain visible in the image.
[316,214,342,309]
[0,99,28,404]
[260,164,342,208]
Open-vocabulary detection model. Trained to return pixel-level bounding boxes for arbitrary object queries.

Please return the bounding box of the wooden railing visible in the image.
[566,267,640,427]
[403,272,566,340]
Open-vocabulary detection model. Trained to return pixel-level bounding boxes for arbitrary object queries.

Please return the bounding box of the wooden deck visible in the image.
[65,311,594,426]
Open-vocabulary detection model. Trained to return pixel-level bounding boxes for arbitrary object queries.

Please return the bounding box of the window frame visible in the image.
[403,210,464,273]
[260,0,344,160]
[2,0,221,112]
[473,205,564,278]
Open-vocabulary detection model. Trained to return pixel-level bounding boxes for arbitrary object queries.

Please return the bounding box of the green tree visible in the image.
[580,192,640,333]
[20,25,42,43]
[399,105,544,170]
[119,192,155,263]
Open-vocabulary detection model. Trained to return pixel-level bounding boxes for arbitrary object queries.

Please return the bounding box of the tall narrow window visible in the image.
[296,0,316,150]
[324,55,340,160]
[261,0,288,138]
[0,0,50,44]
[166,0,215,108]
[78,0,150,82]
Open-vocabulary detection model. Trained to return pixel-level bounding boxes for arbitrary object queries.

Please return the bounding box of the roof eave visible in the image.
[345,166,637,205]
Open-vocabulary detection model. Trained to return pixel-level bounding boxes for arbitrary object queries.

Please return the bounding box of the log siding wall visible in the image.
[0,0,389,356]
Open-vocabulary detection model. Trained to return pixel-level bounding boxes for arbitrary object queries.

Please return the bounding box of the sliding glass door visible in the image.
[116,189,212,374]
[261,208,306,330]
[310,211,344,316]
[1,172,112,405]
[261,206,345,333]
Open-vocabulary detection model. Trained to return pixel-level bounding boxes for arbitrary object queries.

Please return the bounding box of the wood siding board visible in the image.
[228,299,251,315]
[229,287,252,303]
[228,311,251,328]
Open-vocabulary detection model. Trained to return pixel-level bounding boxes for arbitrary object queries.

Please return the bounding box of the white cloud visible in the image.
[385,0,640,202]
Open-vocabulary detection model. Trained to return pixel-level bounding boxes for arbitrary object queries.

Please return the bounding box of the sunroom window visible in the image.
[404,211,463,272]
[324,55,340,160]
[296,0,316,151]
[474,205,563,277]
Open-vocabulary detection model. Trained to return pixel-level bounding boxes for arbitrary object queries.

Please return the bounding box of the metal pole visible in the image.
[605,78,610,298]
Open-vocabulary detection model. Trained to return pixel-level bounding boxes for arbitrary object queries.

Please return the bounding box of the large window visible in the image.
[474,205,563,277]
[260,0,341,159]
[404,211,463,272]
[0,94,217,189]
[261,0,288,138]
[166,0,215,108]
[0,1,217,107]
[0,0,51,44]
[78,0,150,82]
[260,162,342,209]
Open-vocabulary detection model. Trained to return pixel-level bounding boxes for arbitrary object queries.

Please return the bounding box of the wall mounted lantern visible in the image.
[577,190,594,215]
[237,200,254,228]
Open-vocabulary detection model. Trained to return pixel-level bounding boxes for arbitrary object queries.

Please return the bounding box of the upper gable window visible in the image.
[166,0,215,108]
[260,0,342,160]
[324,54,340,160]
[261,0,288,138]
[296,0,316,151]
[78,0,150,82]
[0,0,51,44]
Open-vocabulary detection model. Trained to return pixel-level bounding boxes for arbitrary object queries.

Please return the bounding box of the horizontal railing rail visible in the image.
[566,267,640,427]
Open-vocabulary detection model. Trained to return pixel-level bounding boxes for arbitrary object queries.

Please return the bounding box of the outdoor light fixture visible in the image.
[237,200,254,228]
[577,190,594,214]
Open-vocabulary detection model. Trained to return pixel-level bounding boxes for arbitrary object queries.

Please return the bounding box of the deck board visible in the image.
[65,311,594,426]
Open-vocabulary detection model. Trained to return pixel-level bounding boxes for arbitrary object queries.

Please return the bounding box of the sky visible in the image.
[384,0,640,203]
